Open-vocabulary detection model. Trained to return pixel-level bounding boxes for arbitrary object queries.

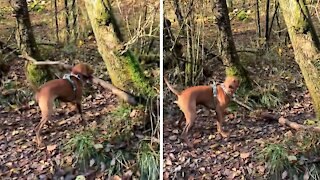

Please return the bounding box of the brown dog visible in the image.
[35,63,93,146]
[165,76,240,147]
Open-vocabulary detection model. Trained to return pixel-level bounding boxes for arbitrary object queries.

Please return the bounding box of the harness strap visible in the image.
[63,73,81,92]
[212,81,217,98]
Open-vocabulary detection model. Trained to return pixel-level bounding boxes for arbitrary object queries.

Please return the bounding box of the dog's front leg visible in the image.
[216,106,230,138]
[76,102,85,124]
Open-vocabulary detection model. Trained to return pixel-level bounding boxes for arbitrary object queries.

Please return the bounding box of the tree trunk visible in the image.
[212,0,251,87]
[279,0,320,120]
[265,0,270,42]
[53,0,59,43]
[10,0,52,87]
[173,0,184,33]
[84,0,155,98]
[255,0,261,38]
[64,0,70,42]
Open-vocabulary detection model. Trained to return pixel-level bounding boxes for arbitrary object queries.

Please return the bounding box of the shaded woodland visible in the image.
[0,0,159,179]
[164,0,320,179]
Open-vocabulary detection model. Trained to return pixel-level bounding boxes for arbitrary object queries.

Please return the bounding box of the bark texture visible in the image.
[279,0,320,119]
[212,0,251,86]
[11,0,40,58]
[11,0,52,87]
[84,0,155,97]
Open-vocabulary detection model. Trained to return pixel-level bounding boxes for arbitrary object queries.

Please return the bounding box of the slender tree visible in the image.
[212,0,251,86]
[10,0,52,87]
[279,0,320,120]
[84,0,156,98]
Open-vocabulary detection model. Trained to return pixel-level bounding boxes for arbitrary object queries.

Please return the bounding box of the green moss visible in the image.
[293,0,309,33]
[124,51,156,97]
[236,10,248,21]
[95,0,111,26]
[225,66,240,76]
[26,63,51,87]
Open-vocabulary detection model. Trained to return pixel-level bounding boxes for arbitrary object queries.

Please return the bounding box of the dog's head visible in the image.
[71,63,94,81]
[224,76,240,95]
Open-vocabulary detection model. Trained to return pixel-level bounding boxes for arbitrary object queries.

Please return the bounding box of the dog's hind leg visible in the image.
[181,106,196,148]
[35,98,53,147]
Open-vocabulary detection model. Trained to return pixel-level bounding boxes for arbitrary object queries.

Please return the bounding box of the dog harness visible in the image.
[63,73,81,92]
[212,81,234,99]
[211,81,217,98]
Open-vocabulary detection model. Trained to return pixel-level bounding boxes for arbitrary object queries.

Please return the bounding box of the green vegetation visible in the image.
[64,104,159,178]
[261,131,320,179]
[138,141,159,180]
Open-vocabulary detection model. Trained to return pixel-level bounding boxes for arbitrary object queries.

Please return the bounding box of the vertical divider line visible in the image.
[159,0,164,179]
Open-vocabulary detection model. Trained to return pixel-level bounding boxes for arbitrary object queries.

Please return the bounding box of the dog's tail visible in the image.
[164,77,180,96]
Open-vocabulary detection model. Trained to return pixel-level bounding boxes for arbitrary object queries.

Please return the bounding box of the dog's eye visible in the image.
[229,85,234,89]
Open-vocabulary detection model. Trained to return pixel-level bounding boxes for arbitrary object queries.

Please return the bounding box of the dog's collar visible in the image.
[63,73,81,92]
[220,84,233,98]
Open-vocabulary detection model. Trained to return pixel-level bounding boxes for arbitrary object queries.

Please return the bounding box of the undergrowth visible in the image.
[64,129,106,171]
[261,131,320,179]
[64,103,159,178]
[138,141,160,180]
[0,80,34,110]
[237,82,282,109]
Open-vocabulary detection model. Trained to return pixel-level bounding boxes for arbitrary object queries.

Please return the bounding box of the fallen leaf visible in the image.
[111,175,121,180]
[47,144,57,152]
[94,143,104,150]
[122,170,133,180]
[240,152,250,159]
[169,135,177,141]
[76,175,86,180]
[287,155,297,162]
[193,139,202,144]
[90,159,95,167]
[165,157,172,166]
[282,171,288,179]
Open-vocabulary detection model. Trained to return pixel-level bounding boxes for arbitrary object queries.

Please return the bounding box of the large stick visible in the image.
[278,117,320,133]
[19,54,137,105]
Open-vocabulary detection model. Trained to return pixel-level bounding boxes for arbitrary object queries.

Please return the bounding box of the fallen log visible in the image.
[278,117,320,133]
[19,54,137,105]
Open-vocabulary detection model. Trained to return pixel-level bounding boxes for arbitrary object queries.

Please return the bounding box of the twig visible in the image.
[19,54,72,69]
[232,96,253,111]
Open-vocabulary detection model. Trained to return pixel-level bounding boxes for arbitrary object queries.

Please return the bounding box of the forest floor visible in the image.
[163,62,315,179]
[163,3,318,179]
[0,1,159,179]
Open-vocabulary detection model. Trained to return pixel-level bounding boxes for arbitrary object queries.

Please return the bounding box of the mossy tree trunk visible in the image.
[10,0,51,87]
[279,0,320,120]
[84,0,155,98]
[212,0,251,87]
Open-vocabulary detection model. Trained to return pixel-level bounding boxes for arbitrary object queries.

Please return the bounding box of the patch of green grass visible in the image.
[110,104,133,119]
[64,129,106,170]
[261,131,320,179]
[138,141,159,180]
[262,143,290,176]
[243,83,282,109]
[100,104,146,144]
[287,131,320,155]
